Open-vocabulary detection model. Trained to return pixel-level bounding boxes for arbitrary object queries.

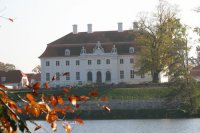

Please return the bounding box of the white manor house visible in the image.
[39,23,168,87]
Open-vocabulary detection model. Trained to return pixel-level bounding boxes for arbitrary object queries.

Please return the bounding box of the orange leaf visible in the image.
[74,118,84,124]
[0,82,8,89]
[45,82,49,89]
[79,95,90,101]
[63,87,70,92]
[33,82,40,90]
[57,96,63,105]
[88,91,98,96]
[50,96,58,106]
[64,105,74,113]
[68,95,77,106]
[62,122,71,133]
[101,97,108,101]
[51,121,57,132]
[17,108,22,113]
[46,111,58,123]
[26,93,35,102]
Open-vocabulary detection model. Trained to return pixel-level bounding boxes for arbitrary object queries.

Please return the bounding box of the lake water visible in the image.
[27,119,200,133]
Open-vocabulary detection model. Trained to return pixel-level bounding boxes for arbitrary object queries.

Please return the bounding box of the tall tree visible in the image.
[136,0,188,83]
[32,65,41,73]
[0,61,16,71]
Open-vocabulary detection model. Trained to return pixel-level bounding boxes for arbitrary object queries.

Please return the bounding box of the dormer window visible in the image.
[129,47,134,54]
[65,49,70,56]
[111,45,117,54]
[80,46,86,54]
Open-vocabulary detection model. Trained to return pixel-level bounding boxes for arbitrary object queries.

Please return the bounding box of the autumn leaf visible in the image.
[74,118,84,124]
[33,82,40,90]
[0,82,8,89]
[88,91,98,96]
[101,97,108,101]
[50,96,58,106]
[44,82,49,89]
[17,108,22,113]
[46,111,58,123]
[64,105,74,113]
[79,95,90,101]
[62,122,71,133]
[63,87,70,92]
[68,95,77,106]
[26,93,35,102]
[51,121,57,132]
[57,96,63,105]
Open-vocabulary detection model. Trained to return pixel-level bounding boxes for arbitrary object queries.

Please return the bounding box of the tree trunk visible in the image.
[152,72,159,83]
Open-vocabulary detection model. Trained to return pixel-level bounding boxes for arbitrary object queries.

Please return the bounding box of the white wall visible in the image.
[41,53,153,87]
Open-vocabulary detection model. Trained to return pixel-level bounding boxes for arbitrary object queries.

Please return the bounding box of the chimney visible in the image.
[118,22,123,32]
[87,24,92,33]
[72,24,78,34]
[133,22,139,31]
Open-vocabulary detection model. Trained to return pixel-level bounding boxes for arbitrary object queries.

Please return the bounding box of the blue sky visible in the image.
[0,0,200,73]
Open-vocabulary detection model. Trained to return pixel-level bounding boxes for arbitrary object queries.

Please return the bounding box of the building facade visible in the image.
[39,23,157,87]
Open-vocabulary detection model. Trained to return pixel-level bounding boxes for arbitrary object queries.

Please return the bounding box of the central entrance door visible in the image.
[96,71,102,83]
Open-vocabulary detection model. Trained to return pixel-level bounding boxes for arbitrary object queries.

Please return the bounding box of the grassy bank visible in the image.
[8,86,173,101]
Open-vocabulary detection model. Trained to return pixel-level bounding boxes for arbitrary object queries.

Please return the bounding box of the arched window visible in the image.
[87,71,92,81]
[65,49,70,56]
[105,71,111,81]
[129,47,134,54]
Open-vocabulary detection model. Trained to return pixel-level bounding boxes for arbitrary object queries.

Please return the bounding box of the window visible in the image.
[120,59,124,64]
[56,61,60,66]
[66,72,70,80]
[66,61,70,66]
[76,72,80,80]
[87,71,92,81]
[130,58,134,64]
[129,47,134,53]
[105,71,111,81]
[106,59,110,64]
[65,49,70,56]
[56,72,60,80]
[46,61,50,66]
[141,73,145,78]
[46,73,50,81]
[97,59,101,65]
[120,70,124,79]
[88,60,92,65]
[130,70,134,79]
[76,60,80,66]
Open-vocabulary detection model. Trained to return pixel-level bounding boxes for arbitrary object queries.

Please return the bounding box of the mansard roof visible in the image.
[39,30,138,58]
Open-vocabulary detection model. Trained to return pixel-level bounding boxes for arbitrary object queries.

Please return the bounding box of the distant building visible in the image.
[0,70,29,89]
[26,73,41,85]
[39,23,168,87]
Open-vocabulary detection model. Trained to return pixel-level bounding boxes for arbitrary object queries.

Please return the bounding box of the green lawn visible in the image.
[7,86,174,101]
